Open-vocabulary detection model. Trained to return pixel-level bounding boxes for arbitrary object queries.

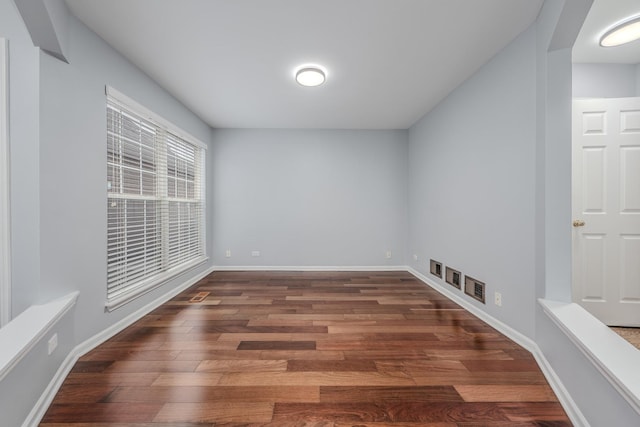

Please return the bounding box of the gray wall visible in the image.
[38,12,214,343]
[408,25,537,338]
[2,0,638,425]
[573,63,640,98]
[211,129,408,267]
[406,1,640,422]
[1,1,214,424]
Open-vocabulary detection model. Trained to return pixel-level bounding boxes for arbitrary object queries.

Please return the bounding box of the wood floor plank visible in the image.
[237,340,316,350]
[150,373,223,387]
[80,350,181,362]
[319,386,464,403]
[196,359,288,372]
[41,424,214,427]
[62,372,160,386]
[461,359,541,372]
[454,385,558,402]
[41,271,571,426]
[105,361,200,373]
[287,359,377,372]
[375,360,469,375]
[333,423,456,427]
[498,402,570,421]
[423,349,515,360]
[217,371,417,386]
[106,385,320,403]
[412,372,549,386]
[153,402,274,423]
[271,402,510,423]
[42,403,163,423]
[50,384,117,403]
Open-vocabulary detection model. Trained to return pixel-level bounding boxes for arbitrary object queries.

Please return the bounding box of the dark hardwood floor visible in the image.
[41,271,571,426]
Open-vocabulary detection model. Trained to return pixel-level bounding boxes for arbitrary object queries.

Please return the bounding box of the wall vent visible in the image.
[445,266,462,289]
[189,291,210,303]
[430,259,443,278]
[464,276,485,304]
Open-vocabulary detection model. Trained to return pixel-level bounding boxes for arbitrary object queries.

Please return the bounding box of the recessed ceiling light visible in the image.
[294,65,326,87]
[600,15,640,47]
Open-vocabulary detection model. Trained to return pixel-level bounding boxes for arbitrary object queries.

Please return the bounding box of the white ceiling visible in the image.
[65,0,544,129]
[573,0,640,64]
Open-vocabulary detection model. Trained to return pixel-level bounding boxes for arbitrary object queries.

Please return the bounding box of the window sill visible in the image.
[0,292,78,382]
[105,256,208,312]
[539,298,640,414]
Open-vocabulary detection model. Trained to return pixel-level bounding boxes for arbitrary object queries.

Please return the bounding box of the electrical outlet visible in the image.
[47,333,58,355]
[494,291,502,307]
[413,254,418,261]
[225,249,231,258]
[251,250,260,257]
[385,251,392,259]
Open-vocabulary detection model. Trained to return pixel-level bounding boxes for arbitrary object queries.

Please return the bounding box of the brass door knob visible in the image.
[573,220,586,227]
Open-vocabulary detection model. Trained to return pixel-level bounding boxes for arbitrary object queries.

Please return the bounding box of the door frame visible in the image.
[0,38,10,327]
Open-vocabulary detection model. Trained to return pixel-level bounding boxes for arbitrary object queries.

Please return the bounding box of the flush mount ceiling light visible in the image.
[600,15,640,47]
[294,65,326,87]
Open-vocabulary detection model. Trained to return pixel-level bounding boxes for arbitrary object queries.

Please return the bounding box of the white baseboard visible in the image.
[22,345,79,427]
[23,265,215,427]
[407,267,588,427]
[213,265,407,272]
[529,340,590,427]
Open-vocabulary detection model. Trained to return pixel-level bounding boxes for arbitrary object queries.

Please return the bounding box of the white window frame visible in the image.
[105,87,207,311]
[0,39,11,327]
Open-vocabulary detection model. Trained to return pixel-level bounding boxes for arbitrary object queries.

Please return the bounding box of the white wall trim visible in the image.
[0,38,10,327]
[22,265,214,427]
[0,292,78,383]
[213,265,408,272]
[105,257,209,312]
[21,344,77,427]
[407,267,589,427]
[540,298,640,416]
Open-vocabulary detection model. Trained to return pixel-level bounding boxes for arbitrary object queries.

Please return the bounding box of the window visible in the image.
[106,87,206,310]
[0,39,10,327]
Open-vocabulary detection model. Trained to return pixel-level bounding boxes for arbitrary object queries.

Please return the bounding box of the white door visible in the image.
[572,97,640,327]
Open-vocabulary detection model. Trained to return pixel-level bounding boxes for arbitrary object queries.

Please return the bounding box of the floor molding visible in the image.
[213,265,407,272]
[22,343,79,427]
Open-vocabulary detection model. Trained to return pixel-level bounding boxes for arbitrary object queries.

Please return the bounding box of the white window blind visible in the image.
[106,89,206,309]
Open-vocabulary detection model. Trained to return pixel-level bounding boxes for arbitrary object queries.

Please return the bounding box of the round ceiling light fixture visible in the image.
[600,15,640,47]
[294,65,326,87]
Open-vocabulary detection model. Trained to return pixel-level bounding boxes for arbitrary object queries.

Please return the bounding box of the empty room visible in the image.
[0,0,639,426]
